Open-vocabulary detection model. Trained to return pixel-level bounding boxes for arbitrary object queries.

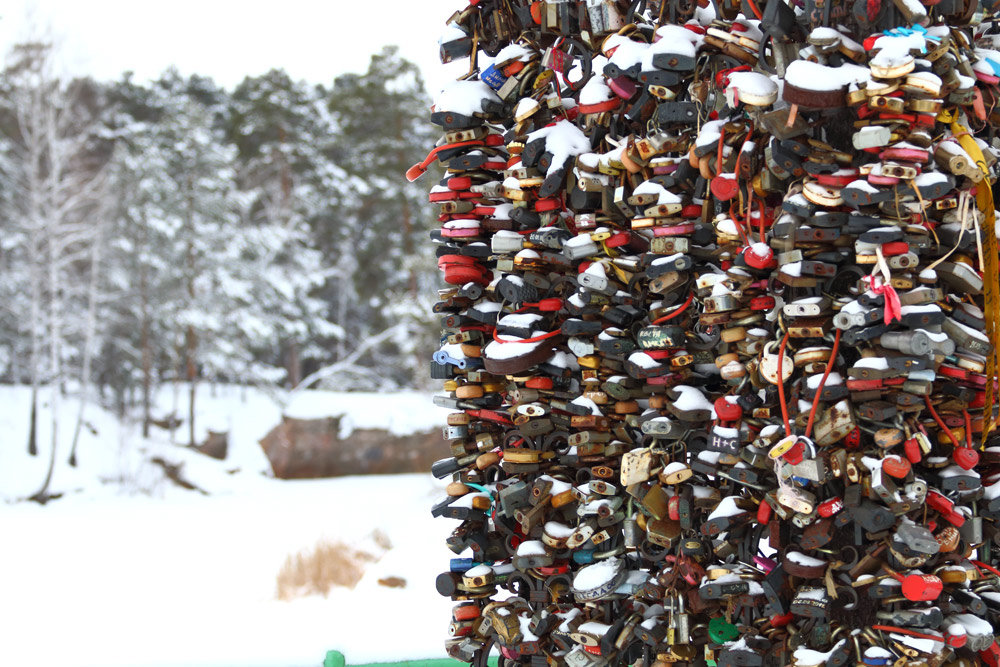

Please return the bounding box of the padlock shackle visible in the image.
[871,625,944,643]
[972,560,1000,579]
[776,330,791,436]
[804,328,841,439]
[406,139,485,181]
[651,292,694,324]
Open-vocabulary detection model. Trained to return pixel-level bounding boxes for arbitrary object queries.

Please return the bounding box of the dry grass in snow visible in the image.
[276,530,392,599]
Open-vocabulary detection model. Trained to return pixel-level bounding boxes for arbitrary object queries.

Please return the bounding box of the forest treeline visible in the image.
[0,42,438,459]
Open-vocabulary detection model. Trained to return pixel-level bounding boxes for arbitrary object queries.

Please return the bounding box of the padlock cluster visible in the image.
[410,0,1000,665]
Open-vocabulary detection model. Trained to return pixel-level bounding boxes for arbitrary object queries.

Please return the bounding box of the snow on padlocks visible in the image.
[413,0,1000,665]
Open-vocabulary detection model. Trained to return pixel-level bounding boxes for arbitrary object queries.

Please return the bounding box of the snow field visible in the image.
[0,385,456,666]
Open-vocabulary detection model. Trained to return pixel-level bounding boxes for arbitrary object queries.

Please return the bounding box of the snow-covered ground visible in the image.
[0,385,457,667]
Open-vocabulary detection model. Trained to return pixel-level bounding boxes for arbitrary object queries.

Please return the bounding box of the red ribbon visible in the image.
[864,275,902,325]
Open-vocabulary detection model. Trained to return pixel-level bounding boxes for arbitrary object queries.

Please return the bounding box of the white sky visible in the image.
[0,0,463,96]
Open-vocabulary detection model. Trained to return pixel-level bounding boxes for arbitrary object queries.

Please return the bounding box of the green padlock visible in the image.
[708,617,740,644]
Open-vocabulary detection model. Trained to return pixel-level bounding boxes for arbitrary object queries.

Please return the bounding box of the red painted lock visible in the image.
[429,189,459,202]
[525,376,554,390]
[944,508,966,527]
[844,427,861,449]
[452,603,481,622]
[743,243,776,270]
[881,455,910,479]
[980,640,1000,667]
[668,495,680,521]
[903,437,922,463]
[781,440,805,465]
[535,197,561,212]
[525,298,562,312]
[710,173,740,201]
[681,204,703,218]
[577,97,621,115]
[900,573,943,601]
[880,241,909,256]
[939,364,967,380]
[439,255,489,285]
[815,170,859,188]
[817,496,843,518]
[757,498,772,525]
[714,397,742,422]
[970,390,986,409]
[954,446,979,470]
[926,490,954,516]
[769,612,794,627]
[945,623,967,648]
[605,231,630,248]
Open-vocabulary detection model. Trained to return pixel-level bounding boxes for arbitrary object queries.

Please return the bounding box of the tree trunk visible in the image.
[26,229,41,456]
[69,219,105,467]
[186,326,197,448]
[288,339,301,388]
[141,215,152,438]
[27,392,37,457]
[141,293,151,437]
[170,351,180,445]
[35,212,62,502]
[184,171,198,448]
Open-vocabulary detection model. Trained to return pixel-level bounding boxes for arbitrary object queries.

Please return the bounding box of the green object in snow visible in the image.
[324,651,498,667]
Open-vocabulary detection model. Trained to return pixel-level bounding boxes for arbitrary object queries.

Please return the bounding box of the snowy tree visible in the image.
[99,72,181,430]
[225,70,343,388]
[0,48,445,484]
[319,47,440,389]
[0,41,110,498]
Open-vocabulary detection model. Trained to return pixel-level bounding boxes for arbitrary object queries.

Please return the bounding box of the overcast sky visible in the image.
[0,0,462,95]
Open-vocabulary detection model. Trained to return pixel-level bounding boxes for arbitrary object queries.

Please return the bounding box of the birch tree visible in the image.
[0,42,109,499]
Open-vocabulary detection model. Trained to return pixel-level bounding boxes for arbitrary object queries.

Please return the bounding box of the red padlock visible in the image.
[525,376,554,390]
[605,231,631,248]
[880,241,909,256]
[900,573,943,602]
[945,623,967,648]
[781,439,805,466]
[981,641,1000,667]
[757,498,772,525]
[714,397,742,422]
[926,490,954,516]
[953,446,979,470]
[743,243,776,270]
[535,197,561,212]
[769,612,794,627]
[429,188,460,202]
[817,496,843,518]
[710,173,740,201]
[881,455,910,479]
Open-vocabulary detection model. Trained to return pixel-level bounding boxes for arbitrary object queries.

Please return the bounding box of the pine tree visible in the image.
[225,70,341,388]
[321,46,440,388]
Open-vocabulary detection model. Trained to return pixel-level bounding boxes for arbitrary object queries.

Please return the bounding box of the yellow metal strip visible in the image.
[950,120,999,445]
